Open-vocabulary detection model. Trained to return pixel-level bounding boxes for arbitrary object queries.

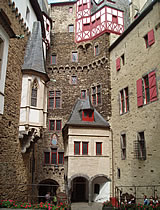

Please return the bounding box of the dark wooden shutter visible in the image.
[136,79,143,107]
[149,71,157,102]
[116,57,120,71]
[148,29,155,46]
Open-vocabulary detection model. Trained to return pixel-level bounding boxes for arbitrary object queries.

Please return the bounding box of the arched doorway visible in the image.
[71,177,89,202]
[38,179,59,203]
[91,175,110,203]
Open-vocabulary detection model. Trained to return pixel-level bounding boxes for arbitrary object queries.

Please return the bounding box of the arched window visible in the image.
[31,79,38,107]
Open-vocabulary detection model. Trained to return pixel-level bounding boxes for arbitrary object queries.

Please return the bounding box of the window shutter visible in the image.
[148,29,155,46]
[149,71,157,102]
[116,57,120,71]
[136,79,143,107]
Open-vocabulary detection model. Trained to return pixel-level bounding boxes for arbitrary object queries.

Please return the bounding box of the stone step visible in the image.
[71,202,103,210]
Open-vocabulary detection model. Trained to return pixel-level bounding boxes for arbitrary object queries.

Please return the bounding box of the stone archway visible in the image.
[69,174,90,203]
[38,179,59,203]
[71,177,89,202]
[91,174,111,203]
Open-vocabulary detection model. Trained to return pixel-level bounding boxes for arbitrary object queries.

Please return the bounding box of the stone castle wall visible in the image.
[110,1,160,198]
[0,0,33,202]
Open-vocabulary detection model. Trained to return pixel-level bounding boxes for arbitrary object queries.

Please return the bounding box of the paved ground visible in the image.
[71,202,103,210]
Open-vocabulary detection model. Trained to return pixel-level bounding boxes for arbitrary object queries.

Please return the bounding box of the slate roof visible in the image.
[64,96,110,128]
[22,21,48,79]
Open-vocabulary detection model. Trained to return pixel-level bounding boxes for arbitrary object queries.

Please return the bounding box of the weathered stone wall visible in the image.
[110,1,160,198]
[0,0,32,201]
[36,2,111,195]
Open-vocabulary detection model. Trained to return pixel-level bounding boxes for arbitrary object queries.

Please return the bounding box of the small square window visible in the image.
[95,45,99,56]
[71,76,77,85]
[72,52,78,62]
[121,54,125,65]
[51,55,56,65]
[69,24,74,32]
[81,90,87,99]
[69,7,73,13]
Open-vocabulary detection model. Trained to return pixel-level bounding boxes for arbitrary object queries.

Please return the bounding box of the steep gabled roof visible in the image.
[22,21,49,81]
[64,96,110,128]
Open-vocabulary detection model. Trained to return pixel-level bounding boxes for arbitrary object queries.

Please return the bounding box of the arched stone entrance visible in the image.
[91,174,111,203]
[38,179,59,203]
[71,176,89,202]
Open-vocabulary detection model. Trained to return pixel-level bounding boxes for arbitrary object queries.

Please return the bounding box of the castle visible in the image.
[0,0,160,204]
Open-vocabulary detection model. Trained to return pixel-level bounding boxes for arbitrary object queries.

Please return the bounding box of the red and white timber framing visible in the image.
[76,0,124,43]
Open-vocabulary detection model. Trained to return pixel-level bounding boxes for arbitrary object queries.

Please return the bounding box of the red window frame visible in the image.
[44,152,50,164]
[116,57,121,71]
[48,90,61,109]
[58,152,64,164]
[49,120,55,131]
[74,142,80,155]
[96,142,102,155]
[49,120,61,131]
[112,15,118,24]
[51,148,57,164]
[82,110,94,122]
[56,120,62,131]
[82,142,88,155]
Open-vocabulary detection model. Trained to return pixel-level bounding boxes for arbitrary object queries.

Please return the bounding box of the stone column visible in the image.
[88,180,92,205]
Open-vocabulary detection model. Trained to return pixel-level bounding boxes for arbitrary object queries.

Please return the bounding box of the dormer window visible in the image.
[82,110,94,122]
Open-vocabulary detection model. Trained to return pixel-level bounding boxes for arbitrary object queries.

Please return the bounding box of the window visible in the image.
[137,71,157,107]
[44,150,64,165]
[51,148,57,164]
[72,52,78,62]
[94,184,100,194]
[120,134,126,160]
[112,15,118,24]
[71,76,77,85]
[0,38,4,78]
[69,24,74,32]
[121,54,125,65]
[92,85,101,106]
[144,29,155,48]
[69,7,73,13]
[82,110,94,122]
[94,45,99,56]
[51,55,56,65]
[26,7,30,23]
[48,90,61,109]
[120,87,129,114]
[49,120,62,131]
[81,90,87,99]
[117,168,120,179]
[44,152,50,164]
[74,142,80,155]
[82,142,88,155]
[134,132,146,160]
[31,80,38,107]
[96,142,102,155]
[58,152,64,164]
[116,57,120,71]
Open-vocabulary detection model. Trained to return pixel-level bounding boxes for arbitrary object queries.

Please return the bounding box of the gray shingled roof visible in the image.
[65,96,110,128]
[22,21,46,75]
